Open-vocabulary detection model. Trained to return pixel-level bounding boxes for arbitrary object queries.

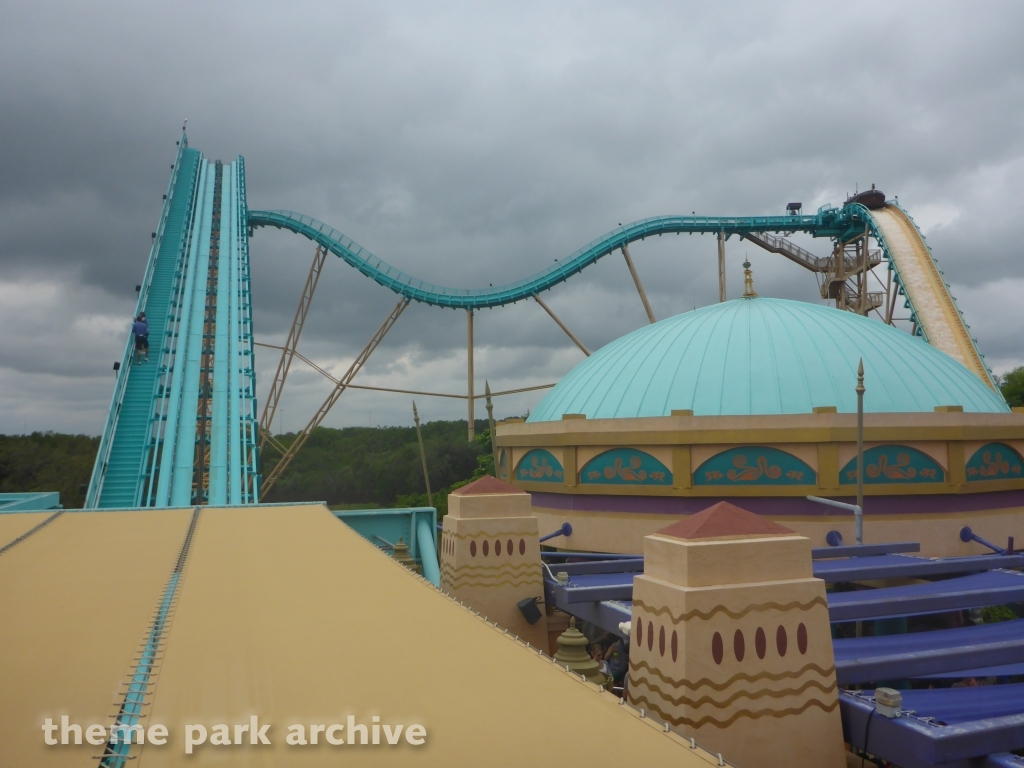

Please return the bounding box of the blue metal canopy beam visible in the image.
[833,618,1024,684]
[828,569,1024,622]
[545,559,644,577]
[813,553,1024,584]
[812,541,921,559]
[840,687,1024,767]
[541,553,1024,639]
[553,598,632,639]
[549,576,634,604]
[540,552,1024,607]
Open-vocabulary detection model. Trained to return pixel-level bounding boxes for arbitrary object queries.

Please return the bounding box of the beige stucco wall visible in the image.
[532,503,1024,558]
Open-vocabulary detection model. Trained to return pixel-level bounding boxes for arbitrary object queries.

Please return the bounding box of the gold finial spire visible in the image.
[742,257,758,298]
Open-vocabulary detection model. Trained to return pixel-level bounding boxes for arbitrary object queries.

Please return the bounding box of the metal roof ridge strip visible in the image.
[96,507,202,768]
[0,510,66,556]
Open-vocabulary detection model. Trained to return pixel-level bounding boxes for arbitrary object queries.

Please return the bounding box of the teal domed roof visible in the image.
[528,298,1007,421]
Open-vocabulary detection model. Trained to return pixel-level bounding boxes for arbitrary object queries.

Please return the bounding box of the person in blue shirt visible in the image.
[132,312,149,364]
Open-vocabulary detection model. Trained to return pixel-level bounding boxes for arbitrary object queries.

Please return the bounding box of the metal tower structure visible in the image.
[86,135,258,509]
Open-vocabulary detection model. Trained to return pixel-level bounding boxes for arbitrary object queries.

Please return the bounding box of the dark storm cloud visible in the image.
[2,0,1023,433]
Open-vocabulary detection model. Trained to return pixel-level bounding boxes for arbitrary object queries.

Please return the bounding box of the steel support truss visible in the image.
[259,244,329,449]
[259,297,410,495]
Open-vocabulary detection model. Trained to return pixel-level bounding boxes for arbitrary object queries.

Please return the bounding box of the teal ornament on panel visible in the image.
[580,448,672,485]
[694,446,816,486]
[966,443,1024,481]
[840,445,944,484]
[516,449,564,483]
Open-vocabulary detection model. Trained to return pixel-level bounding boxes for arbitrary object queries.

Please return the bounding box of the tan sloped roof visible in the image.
[0,509,195,767]
[136,504,718,766]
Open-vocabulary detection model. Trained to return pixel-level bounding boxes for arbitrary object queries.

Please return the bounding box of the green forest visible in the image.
[3,367,1023,510]
[0,420,495,512]
[260,420,496,515]
[0,433,100,509]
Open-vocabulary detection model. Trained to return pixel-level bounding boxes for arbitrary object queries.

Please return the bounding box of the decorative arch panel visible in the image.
[515,449,564,483]
[580,448,672,485]
[840,445,944,484]
[694,446,816,486]
[966,443,1024,481]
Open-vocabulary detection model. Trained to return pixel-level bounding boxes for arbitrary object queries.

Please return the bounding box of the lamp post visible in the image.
[856,359,865,545]
[485,381,497,477]
[807,360,865,545]
[412,401,432,508]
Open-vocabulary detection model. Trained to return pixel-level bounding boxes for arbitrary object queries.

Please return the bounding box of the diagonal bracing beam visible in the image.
[533,294,590,356]
[262,431,290,456]
[260,297,410,495]
[259,244,329,448]
[620,244,656,323]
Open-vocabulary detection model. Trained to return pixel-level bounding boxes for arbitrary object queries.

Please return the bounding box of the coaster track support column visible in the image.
[467,309,475,442]
[260,297,409,494]
[621,244,656,323]
[717,232,727,302]
[259,244,328,448]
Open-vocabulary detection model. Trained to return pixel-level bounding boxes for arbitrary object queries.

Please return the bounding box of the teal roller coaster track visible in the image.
[248,208,866,310]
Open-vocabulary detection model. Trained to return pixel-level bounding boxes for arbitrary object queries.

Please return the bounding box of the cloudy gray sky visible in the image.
[2,0,1023,435]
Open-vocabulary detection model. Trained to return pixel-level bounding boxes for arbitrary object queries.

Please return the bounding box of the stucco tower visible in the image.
[627,501,845,768]
[440,476,548,649]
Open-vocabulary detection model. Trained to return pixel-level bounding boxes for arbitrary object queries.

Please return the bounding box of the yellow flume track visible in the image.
[869,205,998,391]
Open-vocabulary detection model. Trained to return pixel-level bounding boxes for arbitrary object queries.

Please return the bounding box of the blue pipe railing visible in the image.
[416,515,440,587]
[539,522,573,543]
[961,526,1014,555]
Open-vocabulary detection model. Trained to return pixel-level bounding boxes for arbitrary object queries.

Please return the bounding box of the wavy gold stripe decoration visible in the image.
[439,565,538,581]
[441,561,537,575]
[441,574,543,590]
[627,659,836,691]
[627,694,838,729]
[628,675,837,709]
[440,569,539,584]
[632,596,827,624]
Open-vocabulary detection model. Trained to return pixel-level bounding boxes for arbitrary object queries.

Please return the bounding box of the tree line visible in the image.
[259,420,495,514]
